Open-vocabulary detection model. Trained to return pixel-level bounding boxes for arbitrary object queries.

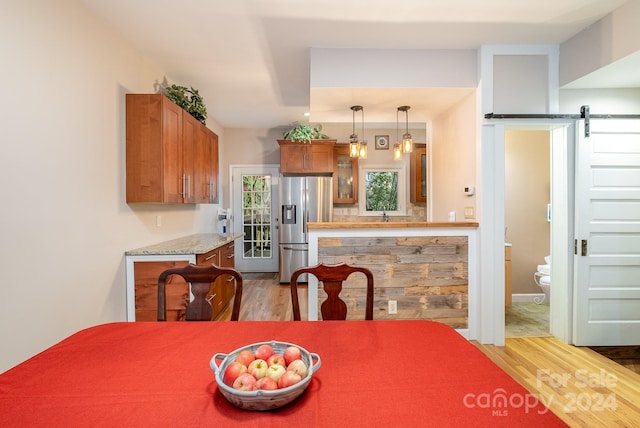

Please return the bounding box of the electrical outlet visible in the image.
[388,300,397,314]
[156,215,162,227]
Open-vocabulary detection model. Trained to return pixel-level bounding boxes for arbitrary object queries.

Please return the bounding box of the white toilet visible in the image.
[534,256,551,304]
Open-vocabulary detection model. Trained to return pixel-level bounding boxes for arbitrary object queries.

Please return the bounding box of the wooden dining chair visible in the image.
[157,263,243,321]
[290,263,374,320]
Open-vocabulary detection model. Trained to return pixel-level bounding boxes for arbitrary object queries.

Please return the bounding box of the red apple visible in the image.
[278,370,302,388]
[254,376,278,390]
[236,350,255,367]
[232,373,257,391]
[254,344,274,361]
[247,359,268,379]
[223,361,247,386]
[283,346,302,366]
[265,363,286,383]
[286,359,308,378]
[267,354,285,367]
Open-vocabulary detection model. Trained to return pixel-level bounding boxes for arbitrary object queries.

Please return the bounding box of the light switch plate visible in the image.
[464,206,475,219]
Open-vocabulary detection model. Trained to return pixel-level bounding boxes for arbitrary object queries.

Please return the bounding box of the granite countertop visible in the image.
[308,222,479,229]
[125,233,243,256]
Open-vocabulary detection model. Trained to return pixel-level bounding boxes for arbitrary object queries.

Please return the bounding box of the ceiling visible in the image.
[82,0,634,129]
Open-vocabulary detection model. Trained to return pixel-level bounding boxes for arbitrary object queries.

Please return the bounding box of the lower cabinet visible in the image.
[219,241,237,309]
[130,242,237,321]
[198,241,237,320]
[198,248,224,319]
[133,260,191,321]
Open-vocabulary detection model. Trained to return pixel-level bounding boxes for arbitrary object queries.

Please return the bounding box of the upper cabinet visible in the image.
[333,144,358,204]
[278,139,336,175]
[410,143,427,204]
[126,94,218,204]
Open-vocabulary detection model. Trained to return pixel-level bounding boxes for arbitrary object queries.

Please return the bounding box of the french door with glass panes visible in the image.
[231,166,279,272]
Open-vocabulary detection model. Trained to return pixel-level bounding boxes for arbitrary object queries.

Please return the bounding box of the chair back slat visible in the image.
[158,263,243,321]
[290,263,374,320]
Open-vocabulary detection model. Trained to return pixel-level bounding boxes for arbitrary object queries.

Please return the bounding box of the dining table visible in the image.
[0,320,566,427]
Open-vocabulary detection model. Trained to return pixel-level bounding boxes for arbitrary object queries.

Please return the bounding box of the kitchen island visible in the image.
[125,233,243,321]
[307,222,479,338]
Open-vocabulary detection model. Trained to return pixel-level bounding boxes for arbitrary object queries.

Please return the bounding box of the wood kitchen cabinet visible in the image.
[197,248,224,319]
[219,241,236,309]
[194,124,219,203]
[333,144,358,203]
[130,243,237,322]
[410,143,427,203]
[278,139,336,174]
[126,94,219,203]
[198,241,236,319]
[133,260,191,322]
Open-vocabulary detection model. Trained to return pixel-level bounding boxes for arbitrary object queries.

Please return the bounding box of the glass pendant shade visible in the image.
[398,105,412,153]
[402,133,413,153]
[349,105,363,158]
[359,142,368,159]
[393,143,402,160]
[349,138,360,158]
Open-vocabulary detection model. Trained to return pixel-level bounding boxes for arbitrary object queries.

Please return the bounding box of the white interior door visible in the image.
[573,119,640,345]
[230,165,279,272]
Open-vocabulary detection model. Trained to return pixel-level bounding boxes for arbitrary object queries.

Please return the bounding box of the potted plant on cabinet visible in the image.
[281,122,331,144]
[162,84,208,125]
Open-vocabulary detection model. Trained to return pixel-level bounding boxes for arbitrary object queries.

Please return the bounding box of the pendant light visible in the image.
[349,105,362,158]
[358,106,367,159]
[393,107,402,160]
[398,106,413,153]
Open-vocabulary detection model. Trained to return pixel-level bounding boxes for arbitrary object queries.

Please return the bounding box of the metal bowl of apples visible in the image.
[210,340,321,411]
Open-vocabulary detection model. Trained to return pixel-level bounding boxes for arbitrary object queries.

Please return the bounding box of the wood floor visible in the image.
[220,273,640,427]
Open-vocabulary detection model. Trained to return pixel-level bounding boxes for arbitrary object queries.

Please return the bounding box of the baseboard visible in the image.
[511,293,545,303]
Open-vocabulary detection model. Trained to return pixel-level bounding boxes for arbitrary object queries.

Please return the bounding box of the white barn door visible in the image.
[573,119,640,345]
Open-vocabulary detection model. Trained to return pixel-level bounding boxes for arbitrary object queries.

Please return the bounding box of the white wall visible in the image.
[560,88,640,114]
[310,48,477,88]
[560,0,640,86]
[0,0,220,373]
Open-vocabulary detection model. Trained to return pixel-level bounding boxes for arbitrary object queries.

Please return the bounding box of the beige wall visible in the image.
[505,130,551,294]
[0,0,221,373]
[430,92,478,222]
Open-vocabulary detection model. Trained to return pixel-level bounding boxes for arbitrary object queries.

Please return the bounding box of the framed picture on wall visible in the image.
[375,135,389,150]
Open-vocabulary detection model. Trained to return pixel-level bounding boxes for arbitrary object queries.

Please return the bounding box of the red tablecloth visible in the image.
[0,321,566,427]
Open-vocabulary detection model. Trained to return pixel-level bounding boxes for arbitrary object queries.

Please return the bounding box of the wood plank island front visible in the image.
[307,222,479,338]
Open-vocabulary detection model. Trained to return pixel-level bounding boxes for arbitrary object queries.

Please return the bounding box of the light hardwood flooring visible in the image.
[220,273,640,427]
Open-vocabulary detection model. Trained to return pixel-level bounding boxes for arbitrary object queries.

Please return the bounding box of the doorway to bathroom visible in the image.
[504,129,552,338]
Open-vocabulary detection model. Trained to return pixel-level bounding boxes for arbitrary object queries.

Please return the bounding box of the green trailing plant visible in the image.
[162,84,207,125]
[282,122,330,143]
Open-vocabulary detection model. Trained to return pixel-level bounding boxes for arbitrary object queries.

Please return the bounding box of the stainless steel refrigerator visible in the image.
[279,176,332,283]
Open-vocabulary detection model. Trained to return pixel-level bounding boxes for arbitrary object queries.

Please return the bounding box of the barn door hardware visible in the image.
[580,105,590,137]
[574,239,588,256]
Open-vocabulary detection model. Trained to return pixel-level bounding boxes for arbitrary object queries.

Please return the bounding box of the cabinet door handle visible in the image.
[187,175,191,199]
[226,254,234,259]
[207,293,217,302]
[204,252,218,261]
[181,174,187,198]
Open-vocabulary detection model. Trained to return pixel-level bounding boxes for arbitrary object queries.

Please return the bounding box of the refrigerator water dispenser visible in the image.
[282,205,296,224]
